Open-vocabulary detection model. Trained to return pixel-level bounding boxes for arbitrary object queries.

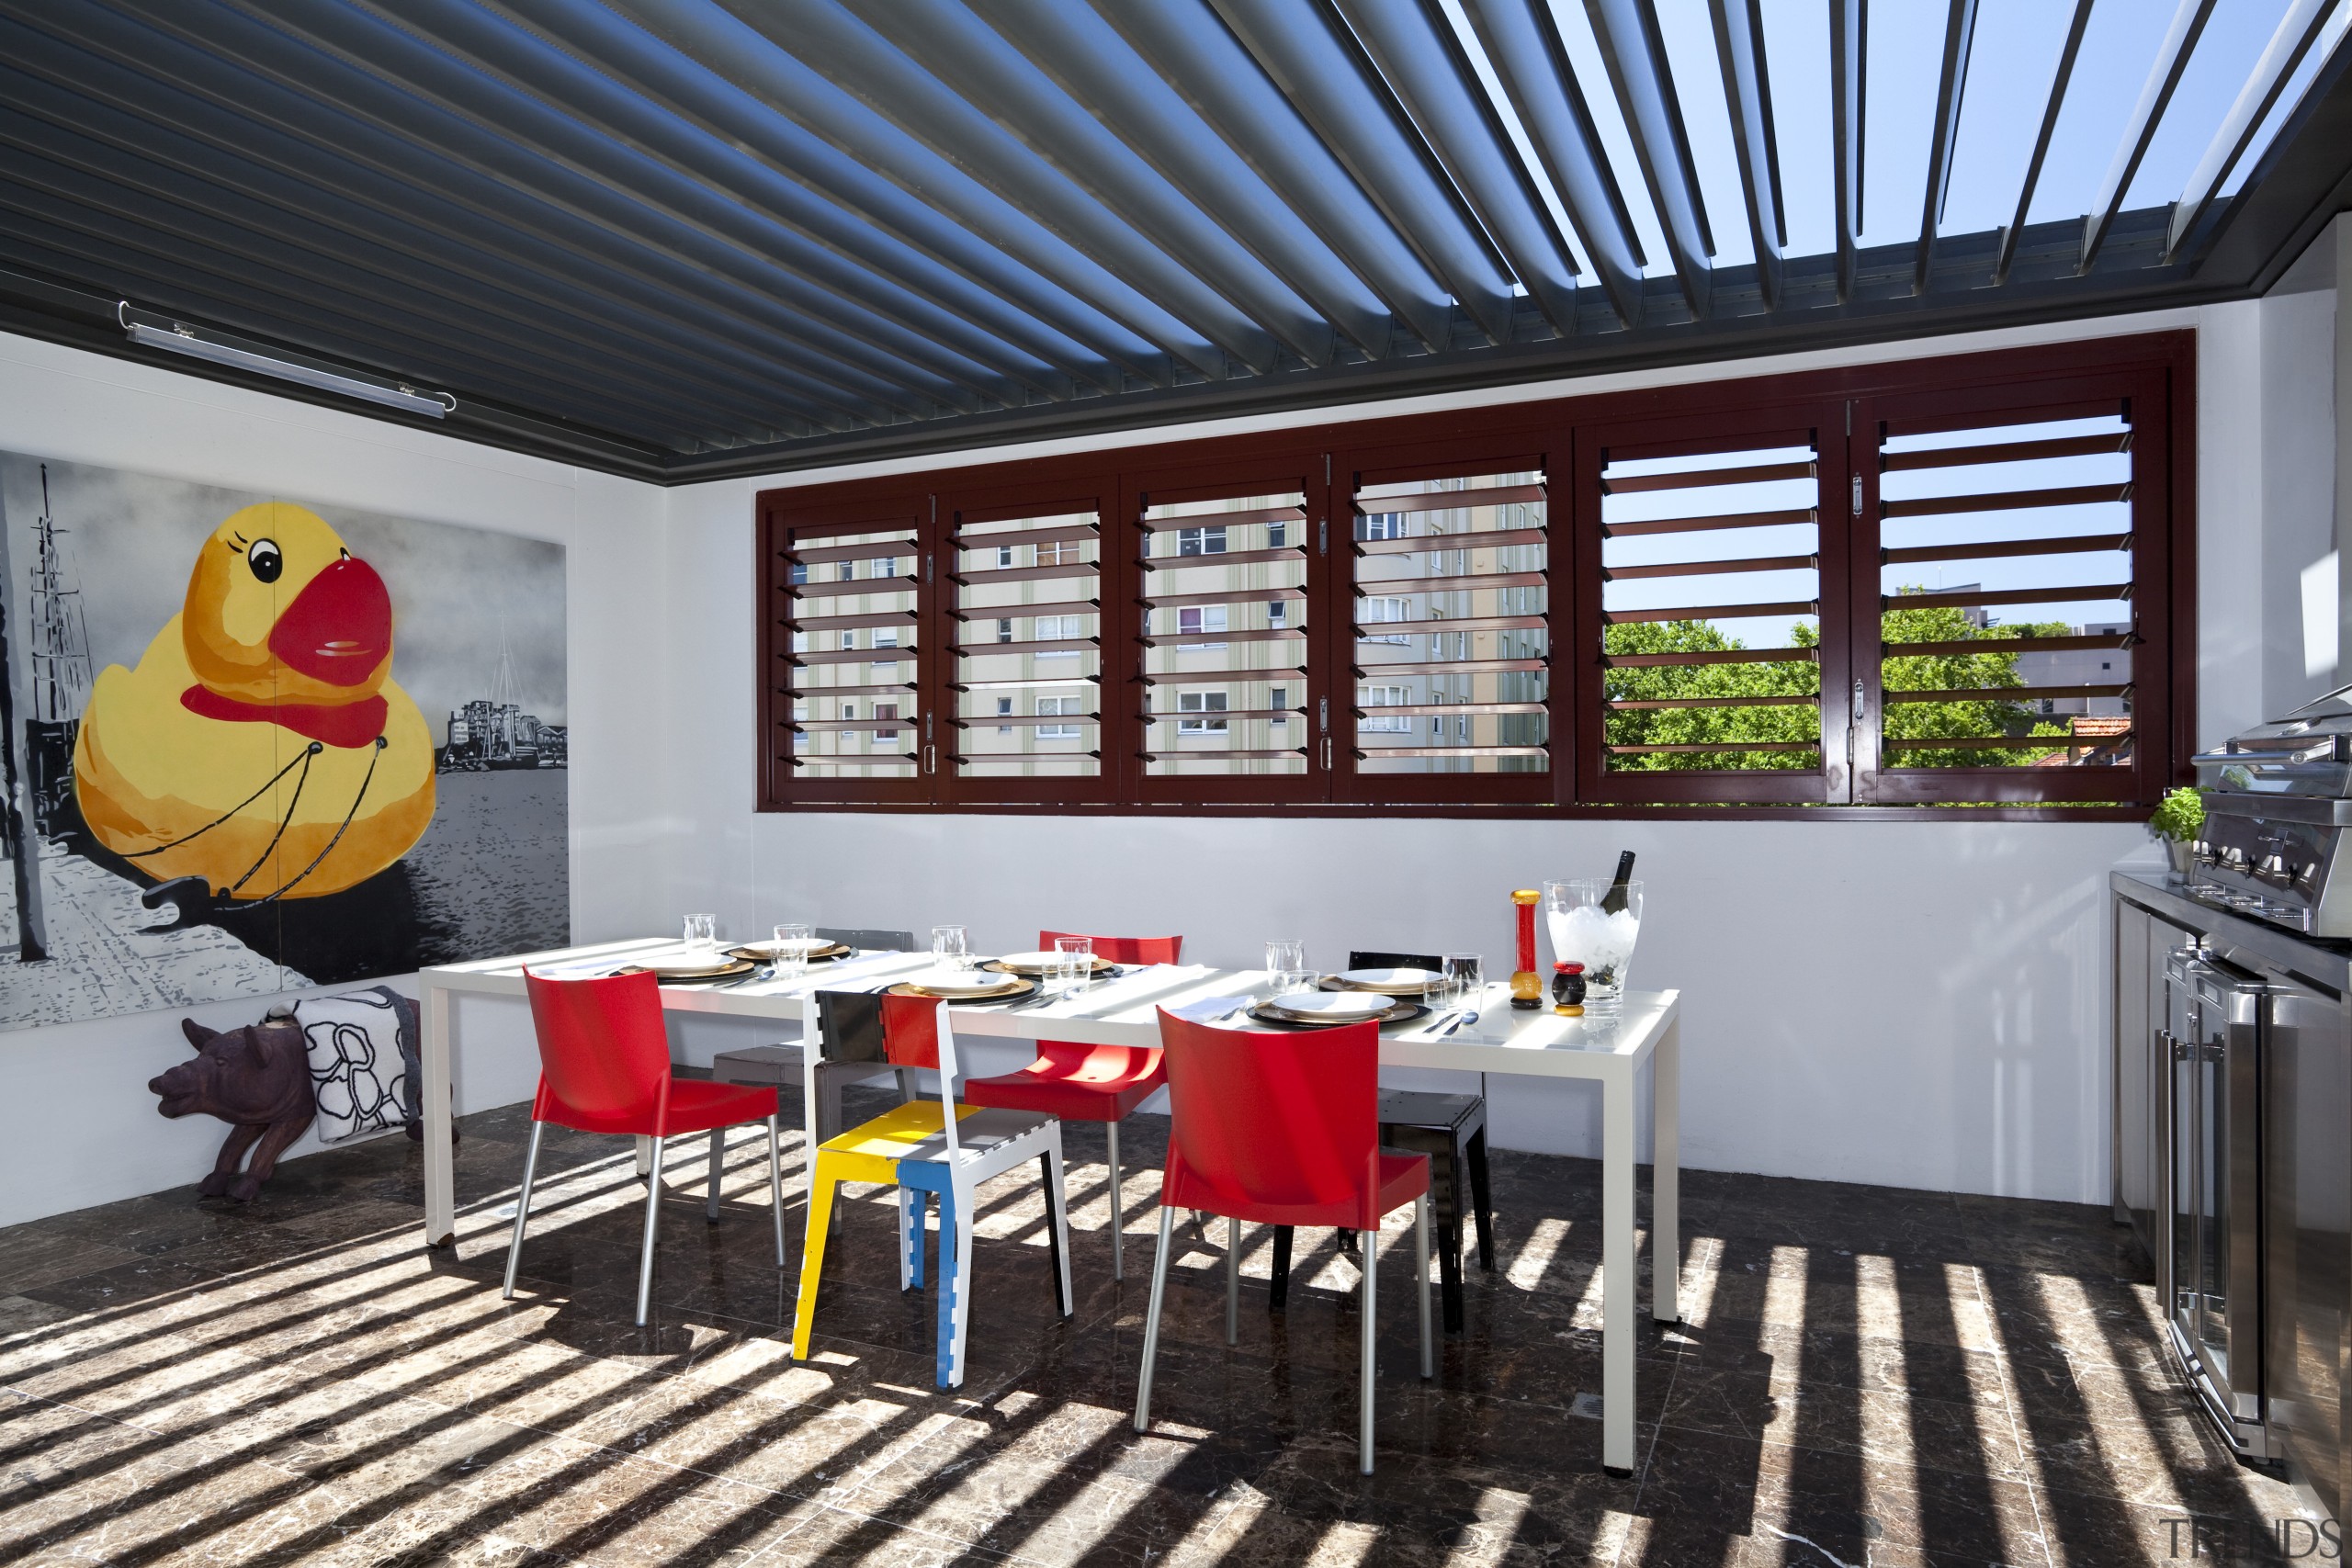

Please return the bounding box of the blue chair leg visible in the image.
[895,1160,960,1388]
[901,1189,930,1291]
[930,1179,961,1389]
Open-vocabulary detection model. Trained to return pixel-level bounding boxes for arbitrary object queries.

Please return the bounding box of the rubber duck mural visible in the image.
[72,502,436,903]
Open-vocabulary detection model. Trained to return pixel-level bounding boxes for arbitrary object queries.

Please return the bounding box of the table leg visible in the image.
[1601,1065,1636,1475]
[423,980,456,1248]
[1653,1017,1680,1325]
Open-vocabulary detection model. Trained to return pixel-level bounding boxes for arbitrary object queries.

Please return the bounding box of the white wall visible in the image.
[657,299,2333,1207]
[0,332,672,1225]
[1,286,2335,1222]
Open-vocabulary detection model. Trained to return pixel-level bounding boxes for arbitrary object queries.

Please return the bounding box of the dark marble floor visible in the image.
[0,1088,2319,1566]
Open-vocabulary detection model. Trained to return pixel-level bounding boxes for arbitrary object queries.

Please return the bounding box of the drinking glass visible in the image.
[773,922,814,980]
[1265,939,1308,998]
[683,913,716,953]
[1053,936,1094,997]
[932,924,971,972]
[1543,879,1644,1017]
[1423,974,1462,1017]
[1442,953,1483,1012]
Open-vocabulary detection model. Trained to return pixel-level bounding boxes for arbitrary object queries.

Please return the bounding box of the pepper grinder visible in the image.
[1510,888,1542,1009]
[1552,961,1587,1017]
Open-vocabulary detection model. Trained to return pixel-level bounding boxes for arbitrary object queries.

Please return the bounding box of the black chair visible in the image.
[1267,949,1496,1333]
[711,931,921,1142]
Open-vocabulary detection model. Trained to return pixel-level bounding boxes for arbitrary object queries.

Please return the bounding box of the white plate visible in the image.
[992,950,1114,973]
[1266,989,1396,1020]
[740,937,842,957]
[639,956,747,978]
[1332,966,1440,993]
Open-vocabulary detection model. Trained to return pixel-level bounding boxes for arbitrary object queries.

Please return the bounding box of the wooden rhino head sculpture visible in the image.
[150,1011,316,1202]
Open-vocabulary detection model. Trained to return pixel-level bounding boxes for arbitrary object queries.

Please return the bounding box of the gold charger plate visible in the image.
[620,958,757,984]
[888,976,1037,1002]
[728,942,851,963]
[1322,967,1441,998]
[1247,999,1426,1029]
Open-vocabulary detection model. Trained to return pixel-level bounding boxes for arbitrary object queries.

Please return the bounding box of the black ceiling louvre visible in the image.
[0,0,2338,482]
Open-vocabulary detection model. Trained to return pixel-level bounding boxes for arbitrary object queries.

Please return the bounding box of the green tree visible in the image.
[1879,593,2073,768]
[1602,589,2077,773]
[1600,619,1817,771]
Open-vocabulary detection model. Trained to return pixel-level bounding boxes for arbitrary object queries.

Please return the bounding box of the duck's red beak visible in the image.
[269,557,391,686]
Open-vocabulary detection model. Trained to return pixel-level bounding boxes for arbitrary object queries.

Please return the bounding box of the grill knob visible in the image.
[2192,840,2216,863]
[2221,845,2249,869]
[2258,853,2290,881]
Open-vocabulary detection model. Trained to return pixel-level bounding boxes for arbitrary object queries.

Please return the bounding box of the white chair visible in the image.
[790,993,1073,1387]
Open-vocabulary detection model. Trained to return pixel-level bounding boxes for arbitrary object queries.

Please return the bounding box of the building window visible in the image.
[1267,519,1287,548]
[1034,614,1083,655]
[1178,690,1229,735]
[997,618,1013,643]
[1177,525,1227,557]
[1361,685,1413,733]
[1357,512,1408,542]
[1177,605,1227,649]
[1359,597,1413,644]
[873,702,899,741]
[1269,684,1289,726]
[1038,538,1084,566]
[996,696,1014,735]
[1036,695,1081,739]
[872,626,899,666]
[1267,599,1289,628]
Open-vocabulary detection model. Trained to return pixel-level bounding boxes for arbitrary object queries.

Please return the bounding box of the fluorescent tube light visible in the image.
[121,310,454,419]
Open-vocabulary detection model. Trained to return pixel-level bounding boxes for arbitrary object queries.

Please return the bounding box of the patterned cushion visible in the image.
[297,986,418,1145]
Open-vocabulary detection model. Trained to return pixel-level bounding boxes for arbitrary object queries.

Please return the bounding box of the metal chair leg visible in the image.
[1360,1211,1377,1475]
[1467,1126,1496,1270]
[706,1126,725,1223]
[1105,1119,1125,1281]
[502,1121,546,1300]
[1226,1213,1240,1345]
[1134,1205,1177,1432]
[636,1135,665,1326]
[767,1115,786,1268]
[1416,1193,1433,1380]
[1269,1225,1293,1312]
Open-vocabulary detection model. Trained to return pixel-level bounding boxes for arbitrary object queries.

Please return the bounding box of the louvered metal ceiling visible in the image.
[0,0,2348,483]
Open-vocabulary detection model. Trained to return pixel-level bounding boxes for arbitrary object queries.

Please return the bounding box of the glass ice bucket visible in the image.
[1543,879,1644,1017]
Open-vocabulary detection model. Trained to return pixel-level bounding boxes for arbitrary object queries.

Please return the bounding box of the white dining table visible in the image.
[416,937,1680,1472]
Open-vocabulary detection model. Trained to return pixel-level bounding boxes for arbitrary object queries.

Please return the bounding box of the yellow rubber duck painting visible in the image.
[73,502,435,901]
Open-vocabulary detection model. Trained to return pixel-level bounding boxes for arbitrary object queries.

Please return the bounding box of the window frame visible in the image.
[755,333,2194,819]
[937,474,1114,808]
[1849,366,2184,807]
[1331,436,1562,808]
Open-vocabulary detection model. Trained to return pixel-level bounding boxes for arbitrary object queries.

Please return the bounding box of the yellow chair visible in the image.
[791,992,1073,1385]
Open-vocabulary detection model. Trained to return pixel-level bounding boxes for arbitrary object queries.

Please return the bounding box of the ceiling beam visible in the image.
[1995,0,2093,286]
[2081,0,2218,273]
[1209,0,1520,344]
[2166,0,2341,261]
[1828,0,1865,303]
[1914,0,1977,295]
[1329,0,1584,336]
[1707,0,1785,308]
[1458,0,1646,328]
[1583,0,1713,319]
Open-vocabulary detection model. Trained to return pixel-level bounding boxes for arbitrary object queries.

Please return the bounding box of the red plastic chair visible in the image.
[504,970,786,1325]
[1135,1009,1432,1474]
[962,931,1182,1280]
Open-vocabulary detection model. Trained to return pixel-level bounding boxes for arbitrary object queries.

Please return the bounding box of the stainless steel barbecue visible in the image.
[2191,683,2352,938]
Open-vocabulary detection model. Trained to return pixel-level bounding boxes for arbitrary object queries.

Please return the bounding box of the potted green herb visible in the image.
[2152,786,2203,875]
